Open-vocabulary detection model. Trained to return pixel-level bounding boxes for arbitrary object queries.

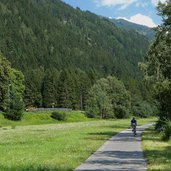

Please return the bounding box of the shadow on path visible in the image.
[75,124,153,171]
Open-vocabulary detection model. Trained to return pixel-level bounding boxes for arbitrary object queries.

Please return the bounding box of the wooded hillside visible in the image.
[0,0,150,109]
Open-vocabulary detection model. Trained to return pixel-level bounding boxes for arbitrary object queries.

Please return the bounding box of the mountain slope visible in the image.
[111,19,155,41]
[0,0,151,108]
[0,0,149,79]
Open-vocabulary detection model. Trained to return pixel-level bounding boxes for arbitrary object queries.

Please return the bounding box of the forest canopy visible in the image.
[0,0,156,119]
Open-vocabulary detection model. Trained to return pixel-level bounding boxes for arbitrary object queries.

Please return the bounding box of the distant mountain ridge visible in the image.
[0,0,152,108]
[0,0,149,79]
[111,19,156,40]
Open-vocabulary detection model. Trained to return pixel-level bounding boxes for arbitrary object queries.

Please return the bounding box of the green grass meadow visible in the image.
[0,111,92,127]
[0,112,155,171]
[142,127,171,171]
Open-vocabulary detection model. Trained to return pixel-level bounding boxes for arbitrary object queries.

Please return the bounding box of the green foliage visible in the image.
[157,86,171,120]
[0,0,150,108]
[56,69,92,110]
[131,96,159,118]
[4,69,25,120]
[155,118,171,141]
[115,106,129,119]
[51,111,66,121]
[142,127,171,170]
[0,54,25,120]
[25,67,44,107]
[155,118,166,131]
[161,121,171,141]
[0,54,10,111]
[43,68,59,108]
[86,76,131,119]
[140,1,171,121]
[4,90,24,120]
[105,76,131,118]
[86,84,113,119]
[4,93,24,121]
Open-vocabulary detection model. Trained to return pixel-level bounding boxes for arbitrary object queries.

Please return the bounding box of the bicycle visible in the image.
[132,125,136,136]
[131,117,137,136]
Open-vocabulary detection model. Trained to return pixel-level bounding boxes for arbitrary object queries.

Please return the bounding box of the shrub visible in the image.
[131,95,159,118]
[51,111,66,121]
[115,106,129,119]
[155,119,166,131]
[85,112,97,118]
[161,121,171,141]
[4,111,23,121]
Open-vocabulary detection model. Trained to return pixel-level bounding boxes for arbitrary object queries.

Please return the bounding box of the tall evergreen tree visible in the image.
[0,54,25,120]
[141,0,171,120]
[43,68,59,108]
[4,69,25,120]
[0,54,11,111]
[57,70,73,108]
[25,68,44,107]
[74,69,92,110]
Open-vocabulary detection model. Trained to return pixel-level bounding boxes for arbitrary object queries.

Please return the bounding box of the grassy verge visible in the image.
[142,127,171,171]
[0,117,155,171]
[0,111,92,127]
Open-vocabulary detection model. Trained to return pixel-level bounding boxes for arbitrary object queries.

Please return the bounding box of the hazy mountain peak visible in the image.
[111,18,155,40]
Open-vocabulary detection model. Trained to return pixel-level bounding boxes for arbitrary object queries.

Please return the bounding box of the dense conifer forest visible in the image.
[0,0,157,118]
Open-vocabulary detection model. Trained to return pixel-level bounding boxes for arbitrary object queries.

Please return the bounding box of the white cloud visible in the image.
[117,17,128,20]
[151,0,167,6]
[135,2,148,7]
[118,4,130,10]
[95,0,137,8]
[118,14,157,28]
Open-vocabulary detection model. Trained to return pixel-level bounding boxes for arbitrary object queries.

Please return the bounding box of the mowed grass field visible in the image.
[0,112,155,171]
[0,111,92,127]
[142,127,171,171]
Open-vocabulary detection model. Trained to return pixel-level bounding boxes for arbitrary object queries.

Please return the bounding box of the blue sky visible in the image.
[63,0,166,27]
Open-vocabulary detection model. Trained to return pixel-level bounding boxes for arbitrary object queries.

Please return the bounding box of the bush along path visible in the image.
[75,124,153,171]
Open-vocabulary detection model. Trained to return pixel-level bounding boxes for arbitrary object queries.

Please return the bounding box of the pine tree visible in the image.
[43,68,59,108]
[4,69,25,120]
[57,70,72,108]
[0,54,25,120]
[0,54,11,111]
[24,68,44,107]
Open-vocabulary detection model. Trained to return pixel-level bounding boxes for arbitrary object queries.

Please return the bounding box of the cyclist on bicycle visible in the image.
[131,117,137,135]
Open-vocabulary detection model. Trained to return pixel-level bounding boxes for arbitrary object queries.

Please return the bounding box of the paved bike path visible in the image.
[75,124,152,171]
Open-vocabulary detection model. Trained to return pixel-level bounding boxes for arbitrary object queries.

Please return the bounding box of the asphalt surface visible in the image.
[75,124,152,171]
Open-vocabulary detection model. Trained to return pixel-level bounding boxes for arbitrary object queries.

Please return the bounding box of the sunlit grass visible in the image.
[0,111,92,127]
[142,127,171,171]
[0,117,155,171]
